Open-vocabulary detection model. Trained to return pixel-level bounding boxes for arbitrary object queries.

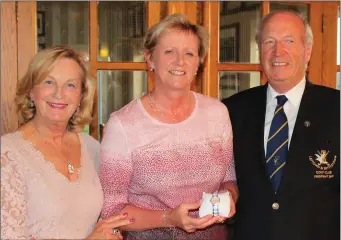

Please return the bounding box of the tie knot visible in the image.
[276,95,288,106]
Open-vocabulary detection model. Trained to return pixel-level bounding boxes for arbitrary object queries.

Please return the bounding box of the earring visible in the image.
[194,72,197,75]
[150,68,154,72]
[29,98,35,108]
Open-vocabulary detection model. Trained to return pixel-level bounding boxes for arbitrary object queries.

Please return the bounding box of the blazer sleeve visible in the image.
[100,115,132,219]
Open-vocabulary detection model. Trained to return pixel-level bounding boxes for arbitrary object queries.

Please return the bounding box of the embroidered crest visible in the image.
[309,149,337,179]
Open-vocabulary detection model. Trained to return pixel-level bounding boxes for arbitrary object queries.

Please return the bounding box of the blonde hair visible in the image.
[256,10,314,48]
[143,13,209,65]
[15,46,95,132]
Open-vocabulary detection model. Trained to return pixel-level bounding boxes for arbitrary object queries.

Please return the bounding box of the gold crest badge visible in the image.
[309,150,337,179]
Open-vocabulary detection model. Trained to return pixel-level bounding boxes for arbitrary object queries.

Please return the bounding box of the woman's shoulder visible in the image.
[78,132,100,149]
[1,131,24,153]
[194,92,228,112]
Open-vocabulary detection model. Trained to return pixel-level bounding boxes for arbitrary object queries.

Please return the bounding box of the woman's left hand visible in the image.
[216,191,236,224]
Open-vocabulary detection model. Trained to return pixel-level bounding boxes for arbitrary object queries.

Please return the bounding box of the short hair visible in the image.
[15,46,95,132]
[255,10,314,48]
[143,13,209,64]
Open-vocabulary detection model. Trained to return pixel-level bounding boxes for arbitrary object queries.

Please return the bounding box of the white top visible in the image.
[264,78,306,154]
[1,131,103,239]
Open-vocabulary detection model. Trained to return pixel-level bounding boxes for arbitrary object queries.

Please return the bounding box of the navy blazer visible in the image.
[222,81,340,240]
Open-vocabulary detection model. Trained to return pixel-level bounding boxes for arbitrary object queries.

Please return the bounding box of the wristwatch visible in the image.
[210,192,220,216]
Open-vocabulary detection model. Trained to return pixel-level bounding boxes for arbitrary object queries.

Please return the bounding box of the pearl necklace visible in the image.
[33,121,75,175]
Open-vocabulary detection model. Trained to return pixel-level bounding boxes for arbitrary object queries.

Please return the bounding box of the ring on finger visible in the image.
[112,228,121,235]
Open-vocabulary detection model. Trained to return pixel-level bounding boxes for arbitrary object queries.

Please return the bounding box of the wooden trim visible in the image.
[337,65,340,72]
[203,2,219,98]
[308,2,323,85]
[94,62,148,70]
[17,2,37,81]
[217,64,261,71]
[89,1,99,139]
[147,2,160,92]
[262,2,270,17]
[322,2,338,88]
[1,2,18,134]
[168,2,186,15]
[185,2,197,24]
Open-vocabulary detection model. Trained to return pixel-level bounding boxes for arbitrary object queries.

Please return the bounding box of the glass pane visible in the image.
[98,2,146,62]
[98,70,147,135]
[219,2,262,63]
[37,2,89,54]
[270,3,309,20]
[337,72,340,90]
[337,8,340,65]
[219,71,261,100]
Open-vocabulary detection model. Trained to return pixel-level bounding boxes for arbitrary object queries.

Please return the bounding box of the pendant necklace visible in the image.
[33,121,75,175]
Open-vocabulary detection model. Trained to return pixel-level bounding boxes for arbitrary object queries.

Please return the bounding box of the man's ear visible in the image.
[305,43,313,63]
[144,50,155,70]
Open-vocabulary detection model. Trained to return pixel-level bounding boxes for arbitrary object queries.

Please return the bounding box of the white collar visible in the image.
[267,77,306,108]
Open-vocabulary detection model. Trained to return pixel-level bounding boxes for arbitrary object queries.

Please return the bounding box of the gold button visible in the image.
[272,202,279,210]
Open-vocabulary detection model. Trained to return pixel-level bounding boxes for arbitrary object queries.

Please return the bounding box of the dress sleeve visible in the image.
[100,115,132,219]
[1,148,31,239]
[221,106,237,183]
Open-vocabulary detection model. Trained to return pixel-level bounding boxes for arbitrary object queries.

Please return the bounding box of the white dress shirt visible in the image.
[264,78,306,155]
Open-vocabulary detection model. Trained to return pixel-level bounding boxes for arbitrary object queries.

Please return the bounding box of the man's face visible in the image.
[260,13,312,93]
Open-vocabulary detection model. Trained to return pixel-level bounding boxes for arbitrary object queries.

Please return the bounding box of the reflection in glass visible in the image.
[219,2,261,63]
[98,2,146,62]
[337,72,340,90]
[37,2,89,54]
[270,3,309,20]
[98,70,147,128]
[219,71,261,100]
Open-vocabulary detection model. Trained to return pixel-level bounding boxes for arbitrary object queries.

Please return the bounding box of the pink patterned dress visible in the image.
[101,92,236,240]
[1,132,103,239]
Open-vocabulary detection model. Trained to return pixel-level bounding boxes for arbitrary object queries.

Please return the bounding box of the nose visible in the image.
[274,42,285,56]
[53,85,63,100]
[176,53,185,66]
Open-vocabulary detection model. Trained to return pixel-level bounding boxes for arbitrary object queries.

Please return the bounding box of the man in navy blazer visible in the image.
[222,11,340,240]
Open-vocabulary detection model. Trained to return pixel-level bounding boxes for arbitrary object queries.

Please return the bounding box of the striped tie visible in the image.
[266,95,288,192]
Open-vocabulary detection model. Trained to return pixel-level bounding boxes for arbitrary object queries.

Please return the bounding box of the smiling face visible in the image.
[145,29,200,91]
[260,12,312,93]
[30,58,83,124]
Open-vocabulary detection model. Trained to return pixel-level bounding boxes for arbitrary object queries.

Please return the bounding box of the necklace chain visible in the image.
[148,92,192,123]
[32,121,75,175]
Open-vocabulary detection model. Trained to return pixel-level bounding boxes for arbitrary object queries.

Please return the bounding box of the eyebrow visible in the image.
[46,75,79,82]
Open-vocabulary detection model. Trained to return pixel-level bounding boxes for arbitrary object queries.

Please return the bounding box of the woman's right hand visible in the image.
[86,213,134,240]
[167,200,220,233]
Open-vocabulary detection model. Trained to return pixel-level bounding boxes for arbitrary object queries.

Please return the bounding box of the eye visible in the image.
[264,39,274,45]
[165,50,174,54]
[285,39,294,44]
[185,52,194,56]
[67,83,76,88]
[44,80,54,85]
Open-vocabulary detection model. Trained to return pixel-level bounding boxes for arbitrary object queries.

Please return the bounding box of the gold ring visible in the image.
[221,220,225,224]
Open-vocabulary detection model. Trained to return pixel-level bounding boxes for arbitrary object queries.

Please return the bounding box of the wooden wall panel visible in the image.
[17,2,37,81]
[322,2,338,88]
[1,2,18,135]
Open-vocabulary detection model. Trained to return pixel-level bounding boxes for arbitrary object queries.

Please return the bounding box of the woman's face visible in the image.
[30,58,83,124]
[146,29,200,91]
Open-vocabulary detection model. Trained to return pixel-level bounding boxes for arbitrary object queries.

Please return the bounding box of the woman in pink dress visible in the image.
[1,46,134,239]
[100,14,238,239]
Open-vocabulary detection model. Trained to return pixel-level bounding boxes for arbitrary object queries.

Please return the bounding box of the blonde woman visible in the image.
[1,46,133,239]
[101,14,238,239]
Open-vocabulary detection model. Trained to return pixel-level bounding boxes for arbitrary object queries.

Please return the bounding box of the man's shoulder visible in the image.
[222,85,265,107]
[308,84,340,98]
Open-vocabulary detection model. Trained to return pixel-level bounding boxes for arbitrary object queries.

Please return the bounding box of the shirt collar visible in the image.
[266,77,306,108]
